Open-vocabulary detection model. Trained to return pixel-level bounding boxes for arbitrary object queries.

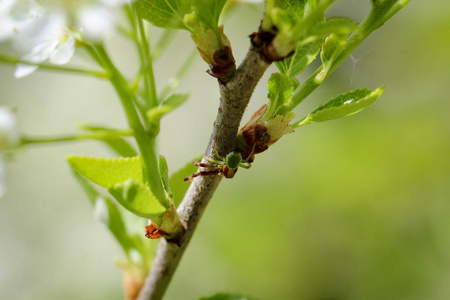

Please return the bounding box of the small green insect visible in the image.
[183,150,252,181]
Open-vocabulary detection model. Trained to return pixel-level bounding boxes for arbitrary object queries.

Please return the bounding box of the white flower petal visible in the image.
[17,11,65,46]
[93,196,110,225]
[129,249,143,265]
[0,19,14,41]
[0,107,20,150]
[15,38,59,77]
[0,0,26,41]
[50,35,75,65]
[0,0,14,12]
[78,6,114,41]
[99,0,131,7]
[14,64,39,78]
[5,0,45,40]
[26,39,60,62]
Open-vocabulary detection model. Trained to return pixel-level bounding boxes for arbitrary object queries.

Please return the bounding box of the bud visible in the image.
[237,104,295,161]
[184,14,236,82]
[265,112,295,146]
[115,258,146,300]
[145,202,184,246]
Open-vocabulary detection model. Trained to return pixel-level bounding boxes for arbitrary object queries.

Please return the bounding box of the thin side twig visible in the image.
[137,48,270,300]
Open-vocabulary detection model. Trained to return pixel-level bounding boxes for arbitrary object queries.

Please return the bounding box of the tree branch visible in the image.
[137,48,270,300]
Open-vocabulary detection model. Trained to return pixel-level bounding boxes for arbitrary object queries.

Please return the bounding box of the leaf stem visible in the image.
[382,0,411,23]
[91,44,168,208]
[20,129,134,146]
[133,3,158,110]
[0,54,108,78]
[151,30,176,61]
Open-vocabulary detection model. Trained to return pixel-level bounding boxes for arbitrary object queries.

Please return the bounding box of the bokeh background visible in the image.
[1,1,449,299]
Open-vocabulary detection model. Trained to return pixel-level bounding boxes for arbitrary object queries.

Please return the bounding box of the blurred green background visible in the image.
[1,1,449,299]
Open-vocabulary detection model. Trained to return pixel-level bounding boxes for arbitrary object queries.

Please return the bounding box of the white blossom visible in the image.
[93,196,110,225]
[0,107,20,198]
[1,0,130,77]
[0,107,19,151]
[13,10,74,78]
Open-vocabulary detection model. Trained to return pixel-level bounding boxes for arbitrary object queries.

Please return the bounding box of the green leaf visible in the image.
[80,125,137,157]
[275,39,322,78]
[315,33,347,84]
[169,157,200,207]
[158,155,173,200]
[71,171,133,255]
[192,0,226,29]
[67,156,143,188]
[199,293,258,300]
[321,34,346,64]
[270,8,296,32]
[304,0,317,16]
[263,73,296,121]
[147,93,189,124]
[311,17,358,36]
[271,0,306,23]
[97,196,134,255]
[137,0,192,30]
[109,179,167,220]
[266,0,332,58]
[294,86,385,127]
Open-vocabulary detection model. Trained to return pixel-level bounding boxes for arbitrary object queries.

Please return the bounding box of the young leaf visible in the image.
[263,73,296,121]
[71,171,133,255]
[137,0,192,30]
[270,0,306,23]
[109,179,167,220]
[294,86,385,127]
[147,93,189,124]
[169,157,201,207]
[67,156,143,188]
[266,0,332,59]
[80,125,137,157]
[304,0,317,15]
[96,196,134,255]
[158,155,173,200]
[315,33,347,84]
[311,17,358,36]
[192,0,227,29]
[275,39,322,78]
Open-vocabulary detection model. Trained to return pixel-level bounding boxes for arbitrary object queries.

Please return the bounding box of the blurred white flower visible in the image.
[54,0,131,41]
[0,107,20,151]
[93,196,110,225]
[0,107,20,198]
[13,10,75,78]
[0,157,7,198]
[0,0,42,42]
[1,0,130,77]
